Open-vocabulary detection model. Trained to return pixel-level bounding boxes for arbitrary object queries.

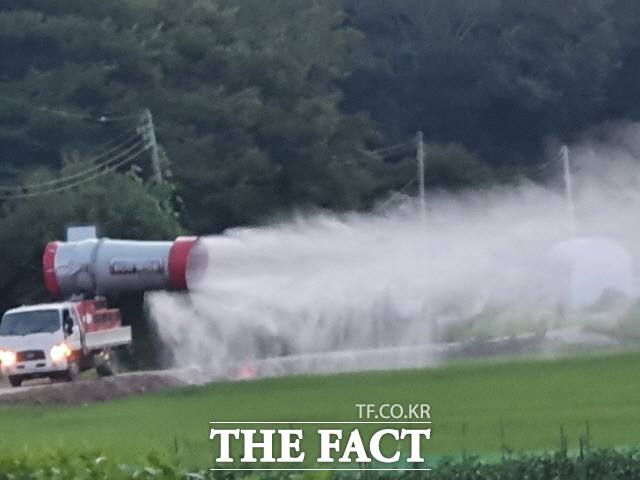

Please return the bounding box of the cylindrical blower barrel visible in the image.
[43,236,207,298]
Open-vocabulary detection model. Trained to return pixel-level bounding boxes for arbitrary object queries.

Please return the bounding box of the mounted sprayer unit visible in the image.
[43,235,207,298]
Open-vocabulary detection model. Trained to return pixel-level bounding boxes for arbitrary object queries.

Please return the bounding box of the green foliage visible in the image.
[423,143,494,189]
[4,0,640,234]
[421,449,640,479]
[343,0,637,165]
[1,438,640,479]
[0,0,383,234]
[3,0,640,235]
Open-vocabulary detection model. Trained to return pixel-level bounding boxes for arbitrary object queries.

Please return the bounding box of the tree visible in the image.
[423,143,493,189]
[343,0,628,167]
[0,0,383,234]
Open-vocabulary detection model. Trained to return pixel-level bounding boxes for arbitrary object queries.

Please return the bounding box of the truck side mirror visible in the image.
[63,311,74,336]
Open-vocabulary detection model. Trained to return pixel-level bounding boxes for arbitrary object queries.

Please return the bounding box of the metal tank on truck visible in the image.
[0,227,205,387]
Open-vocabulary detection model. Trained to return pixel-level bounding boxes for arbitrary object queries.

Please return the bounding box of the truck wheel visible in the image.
[96,349,118,377]
[8,375,22,387]
[64,360,79,382]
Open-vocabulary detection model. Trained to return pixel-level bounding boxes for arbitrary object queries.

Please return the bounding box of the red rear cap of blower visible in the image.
[43,241,62,298]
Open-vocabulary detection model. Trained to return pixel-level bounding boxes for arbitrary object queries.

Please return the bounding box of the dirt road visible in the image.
[0,370,194,406]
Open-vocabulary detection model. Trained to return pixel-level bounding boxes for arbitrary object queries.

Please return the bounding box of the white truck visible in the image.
[0,297,131,387]
[0,227,203,387]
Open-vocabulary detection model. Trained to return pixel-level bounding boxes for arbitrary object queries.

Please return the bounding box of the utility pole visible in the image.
[416,131,426,217]
[140,109,162,184]
[560,145,576,233]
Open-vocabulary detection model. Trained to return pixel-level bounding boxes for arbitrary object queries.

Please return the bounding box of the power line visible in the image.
[0,94,141,123]
[0,109,157,198]
[397,173,420,195]
[84,126,146,158]
[376,173,419,211]
[0,133,146,193]
[0,143,150,200]
[372,141,414,159]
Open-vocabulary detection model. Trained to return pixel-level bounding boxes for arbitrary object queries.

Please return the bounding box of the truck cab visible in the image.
[0,300,131,387]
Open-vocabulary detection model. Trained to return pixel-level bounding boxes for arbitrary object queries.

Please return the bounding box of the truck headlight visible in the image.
[50,343,71,362]
[0,350,17,366]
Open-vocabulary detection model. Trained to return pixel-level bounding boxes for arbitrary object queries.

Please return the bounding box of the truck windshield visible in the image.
[0,310,61,336]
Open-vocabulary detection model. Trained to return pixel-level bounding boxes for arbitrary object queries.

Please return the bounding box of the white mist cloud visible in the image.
[148,124,640,371]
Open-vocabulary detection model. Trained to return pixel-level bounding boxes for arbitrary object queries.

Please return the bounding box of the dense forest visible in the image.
[1,0,640,363]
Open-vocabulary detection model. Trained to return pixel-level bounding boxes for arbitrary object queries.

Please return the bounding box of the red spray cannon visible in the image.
[43,233,207,298]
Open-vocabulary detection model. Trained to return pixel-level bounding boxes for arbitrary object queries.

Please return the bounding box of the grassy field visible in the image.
[1,350,640,469]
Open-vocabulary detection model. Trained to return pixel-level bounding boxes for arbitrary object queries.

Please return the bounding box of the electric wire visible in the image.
[0,108,151,194]
[372,141,414,159]
[83,125,146,159]
[397,173,419,195]
[0,142,150,199]
[0,94,142,123]
[0,134,147,193]
[377,173,420,211]
[0,96,154,199]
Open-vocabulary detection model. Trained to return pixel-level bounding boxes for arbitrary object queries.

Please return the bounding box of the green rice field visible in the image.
[1,350,639,469]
